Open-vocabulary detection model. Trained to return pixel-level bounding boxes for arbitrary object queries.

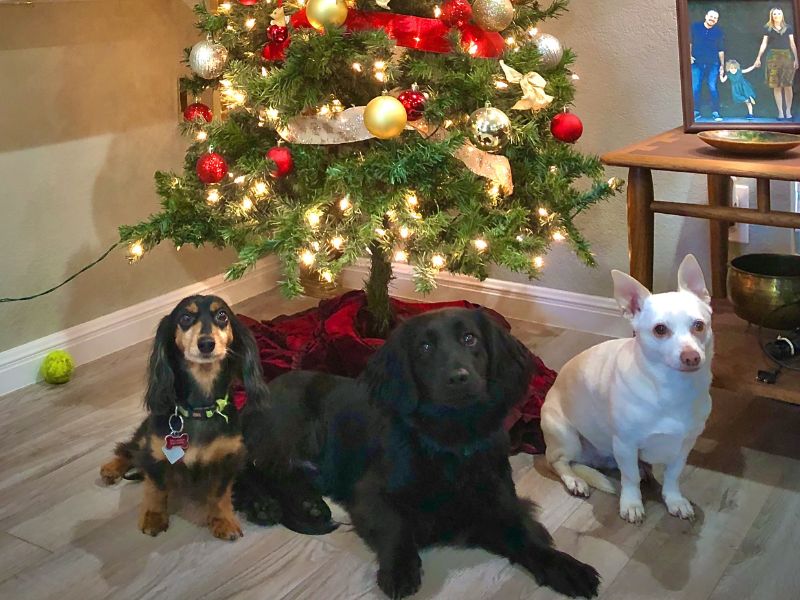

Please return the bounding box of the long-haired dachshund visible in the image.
[99,294,276,540]
[236,308,600,598]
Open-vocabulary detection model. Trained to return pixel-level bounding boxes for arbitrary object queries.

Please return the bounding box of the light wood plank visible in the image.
[0,532,50,585]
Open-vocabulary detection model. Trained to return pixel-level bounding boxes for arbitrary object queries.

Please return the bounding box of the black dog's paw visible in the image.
[534,549,600,598]
[281,497,339,535]
[376,559,422,599]
[232,481,283,526]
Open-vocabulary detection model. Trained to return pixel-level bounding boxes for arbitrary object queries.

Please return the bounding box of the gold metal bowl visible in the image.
[727,254,800,329]
[698,130,800,156]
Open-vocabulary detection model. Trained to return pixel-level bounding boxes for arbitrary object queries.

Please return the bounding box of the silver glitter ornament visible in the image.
[534,33,564,71]
[472,0,514,32]
[189,39,229,80]
[468,104,511,153]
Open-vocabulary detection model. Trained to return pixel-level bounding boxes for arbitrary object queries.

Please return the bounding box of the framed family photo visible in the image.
[677,0,800,132]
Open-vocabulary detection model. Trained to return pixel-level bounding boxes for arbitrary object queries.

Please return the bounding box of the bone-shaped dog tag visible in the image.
[162,432,189,464]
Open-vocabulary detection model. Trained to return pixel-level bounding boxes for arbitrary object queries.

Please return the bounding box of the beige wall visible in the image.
[0,0,235,352]
[494,0,795,296]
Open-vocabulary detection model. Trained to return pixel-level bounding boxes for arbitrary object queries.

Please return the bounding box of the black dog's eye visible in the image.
[420,341,433,354]
[462,333,477,347]
[178,313,195,328]
[215,310,229,326]
[692,320,705,333]
[653,323,670,337]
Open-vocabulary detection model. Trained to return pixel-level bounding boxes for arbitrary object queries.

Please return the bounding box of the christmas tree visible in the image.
[121,0,620,334]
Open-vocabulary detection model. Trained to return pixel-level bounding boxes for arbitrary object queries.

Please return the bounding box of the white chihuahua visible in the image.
[541,255,713,524]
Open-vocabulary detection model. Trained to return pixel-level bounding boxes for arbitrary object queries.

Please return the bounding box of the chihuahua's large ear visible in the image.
[364,325,418,416]
[677,254,711,305]
[230,315,269,411]
[612,270,652,319]
[144,315,177,414]
[476,309,533,411]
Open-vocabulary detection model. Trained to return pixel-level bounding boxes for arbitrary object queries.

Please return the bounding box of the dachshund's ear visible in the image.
[231,315,269,411]
[145,315,177,414]
[364,325,418,416]
[477,310,533,410]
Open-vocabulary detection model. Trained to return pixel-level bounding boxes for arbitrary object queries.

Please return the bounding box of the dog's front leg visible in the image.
[207,478,244,541]
[139,472,169,536]
[612,436,645,524]
[467,469,600,598]
[350,489,421,599]
[662,438,695,520]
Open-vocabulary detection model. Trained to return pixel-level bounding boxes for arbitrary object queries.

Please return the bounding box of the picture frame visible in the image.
[677,0,800,132]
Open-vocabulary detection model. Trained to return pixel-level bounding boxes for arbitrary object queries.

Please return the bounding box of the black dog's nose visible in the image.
[197,337,216,354]
[448,367,470,385]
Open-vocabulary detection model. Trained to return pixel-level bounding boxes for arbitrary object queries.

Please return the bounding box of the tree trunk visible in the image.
[364,242,394,338]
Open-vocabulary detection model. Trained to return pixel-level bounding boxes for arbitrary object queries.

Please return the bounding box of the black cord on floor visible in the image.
[0,242,120,303]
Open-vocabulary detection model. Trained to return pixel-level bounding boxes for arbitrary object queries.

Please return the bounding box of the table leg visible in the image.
[707,174,732,299]
[627,167,654,289]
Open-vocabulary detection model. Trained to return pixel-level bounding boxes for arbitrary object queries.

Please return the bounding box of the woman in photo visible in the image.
[753,7,799,120]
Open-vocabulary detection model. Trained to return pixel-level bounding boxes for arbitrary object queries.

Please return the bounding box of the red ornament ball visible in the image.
[550,112,584,143]
[196,152,228,184]
[262,40,288,62]
[266,146,294,178]
[267,24,288,43]
[397,89,426,121]
[239,0,259,5]
[183,102,213,123]
[441,0,473,27]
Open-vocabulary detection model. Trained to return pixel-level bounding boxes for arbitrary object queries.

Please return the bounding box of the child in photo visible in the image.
[720,59,758,119]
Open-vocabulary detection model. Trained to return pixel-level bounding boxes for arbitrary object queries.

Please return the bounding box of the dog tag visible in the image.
[162,444,185,464]
[162,432,189,464]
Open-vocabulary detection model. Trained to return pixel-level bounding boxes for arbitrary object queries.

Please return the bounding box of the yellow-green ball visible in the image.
[40,350,74,384]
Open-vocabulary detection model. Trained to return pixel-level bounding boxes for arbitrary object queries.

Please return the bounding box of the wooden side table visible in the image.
[601,127,800,298]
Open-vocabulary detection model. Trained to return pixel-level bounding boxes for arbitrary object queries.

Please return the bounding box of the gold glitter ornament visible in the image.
[306,0,349,31]
[468,103,511,153]
[472,0,514,32]
[189,39,229,79]
[364,96,408,139]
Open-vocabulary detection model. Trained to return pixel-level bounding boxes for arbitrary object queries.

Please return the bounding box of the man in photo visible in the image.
[690,9,726,121]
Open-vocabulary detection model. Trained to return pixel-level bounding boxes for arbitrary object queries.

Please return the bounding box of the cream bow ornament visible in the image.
[499,61,554,113]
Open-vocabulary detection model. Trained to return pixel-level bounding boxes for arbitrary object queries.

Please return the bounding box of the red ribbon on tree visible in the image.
[290,8,505,58]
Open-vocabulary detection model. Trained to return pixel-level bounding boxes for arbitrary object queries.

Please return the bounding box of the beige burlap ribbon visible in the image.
[277,110,513,193]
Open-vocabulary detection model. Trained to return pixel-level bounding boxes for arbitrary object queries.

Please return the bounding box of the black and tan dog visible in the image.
[236,308,601,598]
[100,294,281,540]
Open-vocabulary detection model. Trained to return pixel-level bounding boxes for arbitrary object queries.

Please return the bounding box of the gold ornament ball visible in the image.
[469,105,511,153]
[472,0,514,32]
[189,39,229,79]
[306,0,349,31]
[364,96,408,139]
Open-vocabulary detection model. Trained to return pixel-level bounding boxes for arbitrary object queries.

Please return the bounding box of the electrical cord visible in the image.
[756,298,800,382]
[0,242,120,303]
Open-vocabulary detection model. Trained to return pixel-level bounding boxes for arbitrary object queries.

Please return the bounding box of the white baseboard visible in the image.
[0,257,281,396]
[341,260,629,339]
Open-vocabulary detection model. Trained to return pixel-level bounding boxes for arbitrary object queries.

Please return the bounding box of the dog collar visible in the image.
[176,394,230,423]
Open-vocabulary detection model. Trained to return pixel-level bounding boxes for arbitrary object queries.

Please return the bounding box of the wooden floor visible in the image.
[1,289,799,600]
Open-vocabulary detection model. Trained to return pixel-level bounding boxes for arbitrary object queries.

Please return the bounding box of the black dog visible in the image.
[236,308,600,598]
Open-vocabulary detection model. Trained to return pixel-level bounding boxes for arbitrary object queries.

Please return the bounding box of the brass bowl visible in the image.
[698,130,800,156]
[727,254,800,329]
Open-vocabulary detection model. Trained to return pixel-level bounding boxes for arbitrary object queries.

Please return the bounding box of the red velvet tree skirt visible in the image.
[238,290,555,454]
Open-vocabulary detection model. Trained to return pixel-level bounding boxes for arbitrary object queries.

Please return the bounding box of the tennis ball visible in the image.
[40,350,75,384]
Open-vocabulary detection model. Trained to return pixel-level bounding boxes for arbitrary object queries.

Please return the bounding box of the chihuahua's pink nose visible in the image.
[680,349,701,368]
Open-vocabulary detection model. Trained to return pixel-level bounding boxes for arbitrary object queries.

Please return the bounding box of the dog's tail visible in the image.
[571,464,617,495]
